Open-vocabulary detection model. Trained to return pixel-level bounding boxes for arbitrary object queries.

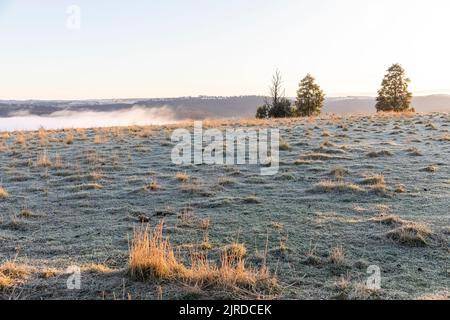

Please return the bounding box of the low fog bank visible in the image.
[1,106,178,131]
[1,95,449,131]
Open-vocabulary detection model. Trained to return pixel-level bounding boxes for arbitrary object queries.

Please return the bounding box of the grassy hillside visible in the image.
[0,113,449,300]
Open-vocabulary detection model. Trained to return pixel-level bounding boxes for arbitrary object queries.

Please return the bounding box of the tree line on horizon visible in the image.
[256,63,414,118]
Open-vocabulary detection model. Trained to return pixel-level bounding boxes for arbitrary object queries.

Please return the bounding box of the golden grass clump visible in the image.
[129,222,277,292]
[0,132,10,140]
[279,139,290,151]
[367,150,393,158]
[176,172,190,183]
[145,179,160,191]
[88,171,104,181]
[82,264,114,274]
[321,140,337,148]
[0,186,9,199]
[94,132,108,144]
[78,183,103,191]
[329,245,346,266]
[65,131,75,145]
[37,151,52,167]
[129,222,193,280]
[218,177,235,186]
[417,291,449,300]
[53,153,63,169]
[223,243,247,259]
[243,194,261,204]
[76,128,88,140]
[329,167,349,180]
[394,184,406,193]
[386,222,432,246]
[39,268,59,279]
[422,165,438,173]
[359,174,385,186]
[313,180,364,193]
[38,128,48,146]
[0,261,29,289]
[15,132,26,146]
[301,153,343,161]
[371,214,405,226]
[407,147,423,156]
[294,159,321,165]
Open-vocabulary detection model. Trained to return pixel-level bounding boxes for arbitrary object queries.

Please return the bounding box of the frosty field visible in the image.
[0,112,448,300]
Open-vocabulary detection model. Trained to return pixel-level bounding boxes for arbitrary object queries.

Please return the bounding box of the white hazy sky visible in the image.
[1,0,449,100]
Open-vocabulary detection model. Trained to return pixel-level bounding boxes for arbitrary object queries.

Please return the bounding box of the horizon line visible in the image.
[1,91,450,102]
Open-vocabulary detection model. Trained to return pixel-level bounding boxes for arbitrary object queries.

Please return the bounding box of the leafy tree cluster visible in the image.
[256,64,413,118]
[256,70,325,118]
[376,63,413,112]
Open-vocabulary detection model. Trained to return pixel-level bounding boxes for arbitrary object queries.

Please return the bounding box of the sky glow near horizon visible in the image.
[1,0,450,100]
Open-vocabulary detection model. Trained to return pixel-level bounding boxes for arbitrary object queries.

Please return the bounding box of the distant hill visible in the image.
[0,94,449,119]
[324,95,450,114]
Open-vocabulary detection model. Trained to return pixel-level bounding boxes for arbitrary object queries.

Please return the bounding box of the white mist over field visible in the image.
[1,106,178,131]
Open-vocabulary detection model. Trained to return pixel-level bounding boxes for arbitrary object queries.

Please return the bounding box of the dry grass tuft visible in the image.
[407,147,423,156]
[37,151,52,167]
[367,150,393,158]
[371,214,405,226]
[176,172,190,183]
[65,131,75,145]
[129,222,186,280]
[129,222,277,293]
[145,179,160,191]
[386,222,432,246]
[15,132,26,146]
[53,153,64,169]
[88,171,104,181]
[422,165,438,173]
[76,128,88,140]
[0,186,9,199]
[77,183,103,191]
[0,261,30,289]
[223,243,247,259]
[348,283,381,300]
[301,153,344,161]
[94,132,108,144]
[329,167,349,180]
[394,184,406,193]
[279,139,290,151]
[417,291,449,300]
[39,268,59,279]
[82,264,114,274]
[313,180,364,193]
[218,177,235,186]
[359,174,385,186]
[294,159,322,165]
[38,128,48,146]
[329,245,346,266]
[243,194,261,204]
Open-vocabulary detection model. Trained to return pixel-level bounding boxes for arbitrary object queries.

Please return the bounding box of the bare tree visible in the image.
[269,69,285,107]
[257,69,293,118]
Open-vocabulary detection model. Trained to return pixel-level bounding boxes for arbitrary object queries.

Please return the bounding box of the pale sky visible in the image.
[1,0,449,100]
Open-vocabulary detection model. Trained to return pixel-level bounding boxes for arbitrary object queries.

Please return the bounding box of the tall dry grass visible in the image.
[129,222,277,293]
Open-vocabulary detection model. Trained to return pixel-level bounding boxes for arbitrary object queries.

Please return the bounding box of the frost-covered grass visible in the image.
[0,113,448,300]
